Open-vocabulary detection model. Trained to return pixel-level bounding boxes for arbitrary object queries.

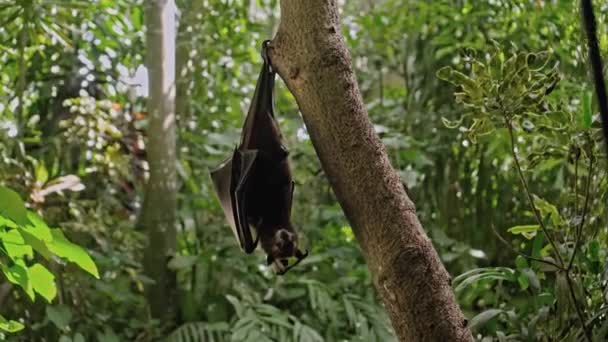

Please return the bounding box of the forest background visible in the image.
[0,0,607,341]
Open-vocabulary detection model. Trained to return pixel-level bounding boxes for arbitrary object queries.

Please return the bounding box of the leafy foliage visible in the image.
[0,186,98,333]
[0,0,607,341]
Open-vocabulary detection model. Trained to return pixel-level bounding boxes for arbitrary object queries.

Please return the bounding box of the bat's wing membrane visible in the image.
[209,149,258,253]
[232,149,258,253]
[210,157,237,240]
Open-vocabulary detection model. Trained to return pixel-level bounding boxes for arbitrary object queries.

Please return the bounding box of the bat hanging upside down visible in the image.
[209,41,308,275]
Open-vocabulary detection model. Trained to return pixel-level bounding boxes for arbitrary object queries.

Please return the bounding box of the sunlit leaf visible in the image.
[0,314,24,333]
[47,229,99,278]
[0,186,29,226]
[30,263,57,302]
[507,224,540,239]
[2,259,34,300]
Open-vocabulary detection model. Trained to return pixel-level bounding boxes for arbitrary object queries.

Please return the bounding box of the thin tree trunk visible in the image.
[269,1,472,341]
[140,0,178,324]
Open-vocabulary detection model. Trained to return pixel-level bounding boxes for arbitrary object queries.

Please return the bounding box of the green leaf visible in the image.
[0,314,24,332]
[588,240,600,261]
[0,228,33,260]
[2,259,34,301]
[18,227,52,259]
[441,116,463,129]
[507,224,540,239]
[46,305,72,330]
[517,272,530,290]
[0,186,29,226]
[24,212,53,241]
[533,195,563,227]
[47,229,99,278]
[531,233,544,260]
[453,267,517,292]
[515,255,529,270]
[582,91,592,129]
[35,162,49,184]
[469,309,503,331]
[30,263,57,302]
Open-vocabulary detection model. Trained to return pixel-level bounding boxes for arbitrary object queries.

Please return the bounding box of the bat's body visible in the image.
[210,41,307,274]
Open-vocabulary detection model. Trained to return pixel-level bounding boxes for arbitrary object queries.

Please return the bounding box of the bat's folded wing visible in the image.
[210,156,240,244]
[232,149,258,253]
[210,149,259,253]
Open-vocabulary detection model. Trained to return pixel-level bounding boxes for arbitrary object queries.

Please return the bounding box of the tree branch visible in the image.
[268,1,471,340]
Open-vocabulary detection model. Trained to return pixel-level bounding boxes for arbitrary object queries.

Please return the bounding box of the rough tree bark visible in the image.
[139,0,178,323]
[268,1,472,341]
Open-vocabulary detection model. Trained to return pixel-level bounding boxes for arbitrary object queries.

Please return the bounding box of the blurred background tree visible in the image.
[0,0,606,341]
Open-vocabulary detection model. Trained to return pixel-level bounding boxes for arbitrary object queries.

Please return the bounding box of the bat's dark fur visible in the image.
[210,41,307,275]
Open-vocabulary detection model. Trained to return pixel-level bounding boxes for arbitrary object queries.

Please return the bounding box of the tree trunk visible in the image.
[269,1,472,341]
[140,0,178,324]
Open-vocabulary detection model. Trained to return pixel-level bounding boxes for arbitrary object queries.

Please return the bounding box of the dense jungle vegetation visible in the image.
[0,0,607,341]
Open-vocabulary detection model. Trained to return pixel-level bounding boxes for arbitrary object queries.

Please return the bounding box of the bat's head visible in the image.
[266,228,309,275]
[270,228,297,259]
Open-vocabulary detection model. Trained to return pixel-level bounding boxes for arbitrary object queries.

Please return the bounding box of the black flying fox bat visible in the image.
[210,41,308,275]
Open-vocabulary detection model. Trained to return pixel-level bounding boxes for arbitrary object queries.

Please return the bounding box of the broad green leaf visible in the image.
[46,305,72,330]
[35,162,49,184]
[25,212,53,241]
[0,215,17,228]
[517,272,530,290]
[2,259,34,300]
[18,227,52,259]
[533,195,563,227]
[0,228,33,260]
[515,255,529,270]
[30,263,57,302]
[507,224,539,239]
[48,229,99,278]
[582,91,592,129]
[588,240,600,261]
[0,186,29,226]
[469,309,503,331]
[531,233,544,260]
[0,314,24,332]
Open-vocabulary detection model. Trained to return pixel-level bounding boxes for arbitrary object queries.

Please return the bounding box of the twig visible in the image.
[505,120,591,342]
[567,158,593,270]
[574,154,579,215]
[506,121,565,267]
[490,224,564,271]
